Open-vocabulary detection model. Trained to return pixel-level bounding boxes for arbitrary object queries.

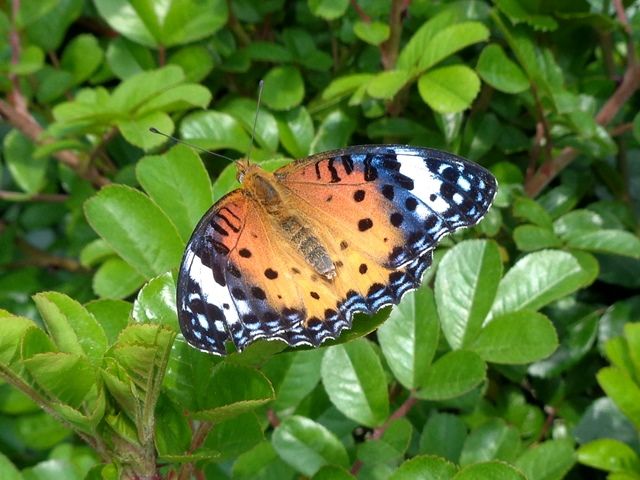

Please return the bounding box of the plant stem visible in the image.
[350,392,417,475]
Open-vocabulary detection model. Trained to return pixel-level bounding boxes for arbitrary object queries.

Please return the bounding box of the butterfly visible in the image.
[177,145,497,355]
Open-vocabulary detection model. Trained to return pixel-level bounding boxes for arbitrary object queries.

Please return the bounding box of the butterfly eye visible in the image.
[236,159,250,183]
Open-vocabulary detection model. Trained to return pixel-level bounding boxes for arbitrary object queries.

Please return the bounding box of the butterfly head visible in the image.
[235,158,252,183]
[236,160,282,212]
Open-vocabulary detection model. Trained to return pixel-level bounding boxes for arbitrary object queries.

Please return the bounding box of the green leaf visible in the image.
[577,438,640,474]
[105,324,175,423]
[60,34,103,84]
[132,273,178,328]
[191,364,274,423]
[322,74,375,101]
[85,299,131,345]
[455,461,526,479]
[436,240,502,349]
[262,66,305,111]
[490,250,589,317]
[419,413,467,462]
[276,107,314,158]
[23,352,97,407]
[0,452,21,480]
[465,112,500,161]
[246,42,293,63]
[204,412,262,461]
[418,350,486,400]
[398,19,489,72]
[93,257,146,299]
[220,98,279,152]
[378,286,439,389]
[136,84,212,115]
[155,396,192,459]
[321,339,389,427]
[94,0,228,48]
[168,45,215,83]
[4,129,49,194]
[117,110,173,150]
[471,311,558,364]
[15,0,57,27]
[79,239,114,268]
[136,145,213,242]
[21,459,81,480]
[529,309,599,377]
[418,21,489,72]
[232,441,296,480]
[353,20,390,46]
[495,0,558,31]
[390,455,457,480]
[367,70,410,99]
[515,439,576,480]
[460,419,521,465]
[310,110,356,154]
[633,111,640,143]
[110,65,185,113]
[476,44,529,94]
[84,185,184,278]
[180,110,251,152]
[308,0,348,20]
[597,367,640,430]
[262,350,323,412]
[418,65,481,113]
[313,465,355,480]
[9,45,44,75]
[357,418,412,466]
[32,292,108,364]
[25,0,83,51]
[106,36,156,79]
[513,197,553,229]
[272,415,349,476]
[35,67,74,103]
[0,312,36,366]
[553,210,640,258]
[565,231,640,259]
[513,225,562,251]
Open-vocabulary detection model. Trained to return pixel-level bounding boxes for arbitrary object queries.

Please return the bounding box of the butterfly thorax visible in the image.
[241,163,336,280]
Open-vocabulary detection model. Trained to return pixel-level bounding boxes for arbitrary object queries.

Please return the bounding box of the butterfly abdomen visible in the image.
[279,215,335,279]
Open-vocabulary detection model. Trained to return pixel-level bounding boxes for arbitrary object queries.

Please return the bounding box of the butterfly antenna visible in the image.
[149,127,236,163]
[246,79,264,162]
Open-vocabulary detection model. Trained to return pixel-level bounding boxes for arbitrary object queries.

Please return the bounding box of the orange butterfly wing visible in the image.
[178,146,496,355]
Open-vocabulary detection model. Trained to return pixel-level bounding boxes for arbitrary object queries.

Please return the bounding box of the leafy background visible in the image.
[1,0,640,479]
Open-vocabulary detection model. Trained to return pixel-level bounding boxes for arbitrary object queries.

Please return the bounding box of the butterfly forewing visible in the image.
[177,146,497,355]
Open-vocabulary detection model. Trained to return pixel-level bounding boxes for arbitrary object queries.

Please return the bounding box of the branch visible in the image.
[350,0,371,22]
[380,0,410,70]
[11,238,88,272]
[0,99,110,187]
[351,393,417,475]
[0,190,68,202]
[526,84,553,184]
[2,1,110,188]
[177,421,213,480]
[524,1,640,197]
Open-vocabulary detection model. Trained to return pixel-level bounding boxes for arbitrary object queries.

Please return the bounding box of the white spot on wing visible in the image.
[197,314,209,329]
[396,153,443,203]
[187,248,240,328]
[458,176,471,191]
[430,196,450,213]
